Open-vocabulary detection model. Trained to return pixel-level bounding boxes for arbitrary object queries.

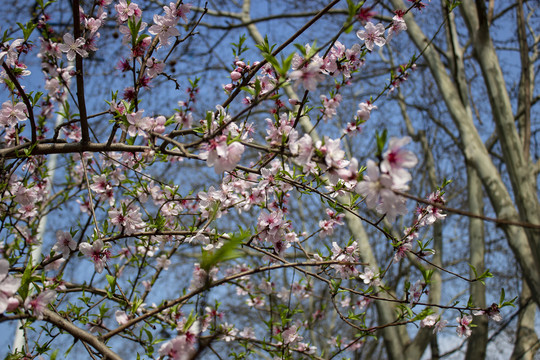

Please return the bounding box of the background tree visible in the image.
[0,0,537,359]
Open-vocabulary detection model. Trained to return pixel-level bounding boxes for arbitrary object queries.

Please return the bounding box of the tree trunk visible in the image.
[465,165,488,360]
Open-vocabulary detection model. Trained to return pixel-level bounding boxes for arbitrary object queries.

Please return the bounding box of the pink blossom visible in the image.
[393,240,412,262]
[355,101,377,122]
[79,240,111,273]
[189,263,218,291]
[158,335,195,360]
[456,315,473,337]
[246,296,265,308]
[109,204,146,234]
[115,310,129,325]
[380,136,418,184]
[420,314,437,328]
[330,241,360,279]
[163,2,191,23]
[12,182,38,206]
[0,39,24,67]
[0,101,27,127]
[289,58,325,91]
[157,255,171,270]
[433,319,448,333]
[0,259,21,313]
[282,325,302,345]
[317,137,350,185]
[320,94,342,120]
[322,41,345,75]
[265,113,294,146]
[146,58,165,78]
[239,327,256,339]
[90,174,112,194]
[197,186,227,219]
[417,190,447,226]
[199,136,245,173]
[318,209,344,237]
[52,230,76,258]
[85,17,103,36]
[115,0,142,22]
[359,267,376,285]
[356,22,386,51]
[289,133,315,170]
[220,322,238,342]
[149,14,180,47]
[24,289,56,319]
[356,160,408,222]
[473,303,502,322]
[408,280,423,304]
[125,110,151,137]
[387,11,408,42]
[58,33,88,61]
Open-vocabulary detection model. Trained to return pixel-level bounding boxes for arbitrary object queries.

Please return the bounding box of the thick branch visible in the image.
[71,0,90,143]
[1,63,37,143]
[41,308,122,360]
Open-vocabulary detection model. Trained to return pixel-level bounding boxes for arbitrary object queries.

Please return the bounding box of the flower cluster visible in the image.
[356,137,417,222]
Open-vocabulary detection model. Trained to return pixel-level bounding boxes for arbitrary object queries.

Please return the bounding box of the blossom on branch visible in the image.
[199,136,245,174]
[52,230,77,258]
[355,160,408,222]
[149,14,180,47]
[79,240,111,273]
[0,101,27,127]
[456,315,473,337]
[356,22,386,51]
[0,39,24,67]
[24,289,56,319]
[58,33,88,61]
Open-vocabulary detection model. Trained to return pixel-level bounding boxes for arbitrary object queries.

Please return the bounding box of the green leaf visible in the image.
[413,307,434,321]
[468,263,478,278]
[50,349,59,360]
[18,257,34,299]
[421,269,434,284]
[261,53,280,73]
[375,129,387,157]
[106,274,116,295]
[200,231,247,271]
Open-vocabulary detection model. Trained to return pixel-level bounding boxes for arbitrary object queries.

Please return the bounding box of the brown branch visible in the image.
[102,259,360,341]
[41,308,122,360]
[516,0,531,160]
[394,190,540,230]
[220,0,342,110]
[0,141,151,158]
[1,63,37,143]
[71,0,90,143]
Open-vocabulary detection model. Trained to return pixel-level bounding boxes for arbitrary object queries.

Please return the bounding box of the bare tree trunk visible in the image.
[465,165,488,360]
[388,0,540,307]
[460,0,540,272]
[511,282,540,360]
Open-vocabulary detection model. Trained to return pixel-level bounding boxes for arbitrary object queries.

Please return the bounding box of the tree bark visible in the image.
[389,0,540,307]
[465,165,488,360]
[511,282,540,360]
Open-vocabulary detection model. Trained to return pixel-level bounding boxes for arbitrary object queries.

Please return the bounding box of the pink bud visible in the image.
[235,60,245,68]
[289,98,300,105]
[230,71,242,81]
[223,83,234,92]
[7,298,20,312]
